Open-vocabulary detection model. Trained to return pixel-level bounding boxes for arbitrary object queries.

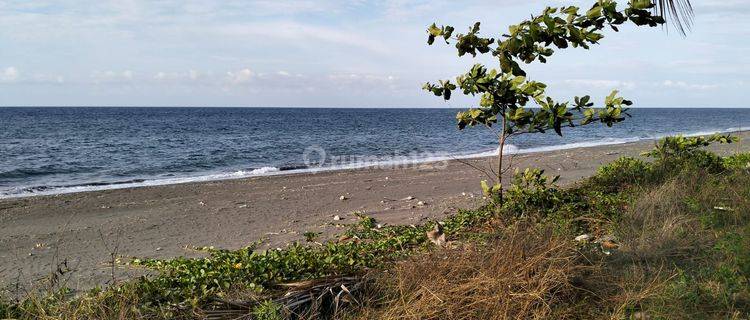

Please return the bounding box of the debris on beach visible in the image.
[417,200,427,207]
[339,195,348,201]
[198,201,205,206]
[574,234,591,242]
[713,206,733,211]
[595,235,620,254]
[600,240,619,250]
[403,196,415,200]
[426,222,446,247]
[333,215,342,221]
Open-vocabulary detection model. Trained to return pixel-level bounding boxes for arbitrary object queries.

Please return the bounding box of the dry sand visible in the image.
[1,132,749,291]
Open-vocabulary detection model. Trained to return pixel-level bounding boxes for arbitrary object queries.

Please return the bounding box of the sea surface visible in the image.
[1,107,748,198]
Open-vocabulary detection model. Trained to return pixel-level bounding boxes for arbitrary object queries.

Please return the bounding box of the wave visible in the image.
[1,126,745,199]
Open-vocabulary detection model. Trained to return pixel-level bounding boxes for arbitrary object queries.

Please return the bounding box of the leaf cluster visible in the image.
[642,134,738,159]
[423,0,665,136]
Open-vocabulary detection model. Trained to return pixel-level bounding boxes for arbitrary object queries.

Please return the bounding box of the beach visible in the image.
[1,132,749,291]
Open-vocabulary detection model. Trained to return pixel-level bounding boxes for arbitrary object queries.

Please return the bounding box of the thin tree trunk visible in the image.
[497,116,507,203]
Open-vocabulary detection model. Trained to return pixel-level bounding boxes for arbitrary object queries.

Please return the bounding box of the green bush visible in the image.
[502,168,564,217]
[644,134,737,175]
[591,156,649,191]
[724,153,750,170]
[650,149,725,177]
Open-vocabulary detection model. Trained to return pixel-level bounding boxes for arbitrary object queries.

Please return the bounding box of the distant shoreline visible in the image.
[2,130,749,290]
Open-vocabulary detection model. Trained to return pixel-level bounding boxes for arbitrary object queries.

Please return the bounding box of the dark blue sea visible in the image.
[1,107,748,198]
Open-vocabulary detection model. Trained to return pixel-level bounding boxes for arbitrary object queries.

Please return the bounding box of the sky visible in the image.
[0,0,748,108]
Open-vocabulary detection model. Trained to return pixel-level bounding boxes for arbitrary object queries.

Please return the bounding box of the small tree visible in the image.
[423,0,666,202]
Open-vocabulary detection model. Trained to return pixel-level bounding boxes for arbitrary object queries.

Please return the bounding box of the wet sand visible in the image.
[1,132,749,291]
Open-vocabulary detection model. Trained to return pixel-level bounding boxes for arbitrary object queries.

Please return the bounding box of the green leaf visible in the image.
[630,0,653,10]
[605,90,619,105]
[511,75,526,87]
[586,5,603,19]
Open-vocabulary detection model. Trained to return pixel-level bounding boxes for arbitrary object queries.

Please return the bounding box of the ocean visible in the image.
[1,107,748,198]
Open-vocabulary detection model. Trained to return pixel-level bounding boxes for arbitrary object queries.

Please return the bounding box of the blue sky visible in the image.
[0,0,747,107]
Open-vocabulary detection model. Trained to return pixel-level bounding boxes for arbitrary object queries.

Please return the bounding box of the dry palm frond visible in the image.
[203,275,366,320]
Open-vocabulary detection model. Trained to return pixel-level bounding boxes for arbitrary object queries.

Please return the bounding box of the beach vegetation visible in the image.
[2,137,747,319]
[423,0,667,202]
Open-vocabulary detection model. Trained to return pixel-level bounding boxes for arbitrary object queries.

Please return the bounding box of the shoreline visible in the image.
[1,131,749,291]
[2,127,746,200]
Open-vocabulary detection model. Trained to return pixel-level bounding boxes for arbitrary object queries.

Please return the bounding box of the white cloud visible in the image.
[661,80,720,91]
[0,66,19,82]
[154,70,204,82]
[563,79,636,90]
[226,68,254,84]
[92,70,136,84]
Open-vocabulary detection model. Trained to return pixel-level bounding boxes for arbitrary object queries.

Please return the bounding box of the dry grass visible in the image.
[356,225,588,320]
[353,168,750,320]
[602,169,750,319]
[618,178,707,263]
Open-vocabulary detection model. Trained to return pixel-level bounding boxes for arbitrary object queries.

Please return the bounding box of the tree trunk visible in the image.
[497,116,507,203]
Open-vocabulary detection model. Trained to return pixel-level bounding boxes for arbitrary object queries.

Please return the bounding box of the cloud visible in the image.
[153,70,205,83]
[92,70,135,84]
[0,67,19,82]
[562,79,636,90]
[226,68,254,84]
[660,80,720,91]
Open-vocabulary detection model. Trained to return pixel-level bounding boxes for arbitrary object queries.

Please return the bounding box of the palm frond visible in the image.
[653,0,694,35]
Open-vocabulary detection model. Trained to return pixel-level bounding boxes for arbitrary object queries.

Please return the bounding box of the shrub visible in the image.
[724,152,750,170]
[502,168,563,216]
[644,134,737,175]
[591,156,649,191]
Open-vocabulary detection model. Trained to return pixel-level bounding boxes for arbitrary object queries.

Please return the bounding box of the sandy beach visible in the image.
[1,132,749,291]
